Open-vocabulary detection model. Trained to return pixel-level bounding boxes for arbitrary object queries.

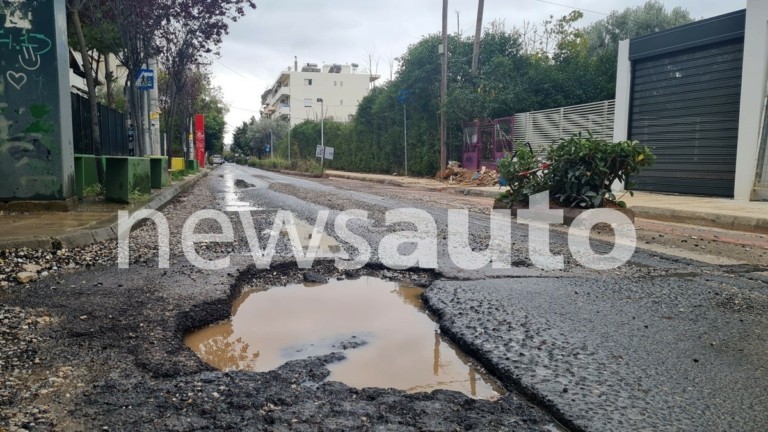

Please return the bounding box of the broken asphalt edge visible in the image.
[0,171,210,251]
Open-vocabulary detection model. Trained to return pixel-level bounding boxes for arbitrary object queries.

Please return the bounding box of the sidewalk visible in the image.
[0,172,207,250]
[325,170,768,234]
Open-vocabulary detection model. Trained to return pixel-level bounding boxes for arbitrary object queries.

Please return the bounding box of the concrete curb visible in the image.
[0,171,209,250]
[632,205,768,234]
[277,169,328,179]
[327,171,768,234]
[239,164,329,179]
[326,172,406,187]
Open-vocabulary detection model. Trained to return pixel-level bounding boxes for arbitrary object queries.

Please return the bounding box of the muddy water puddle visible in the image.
[185,277,504,399]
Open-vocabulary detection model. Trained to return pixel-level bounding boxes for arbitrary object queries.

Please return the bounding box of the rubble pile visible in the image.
[438,165,500,187]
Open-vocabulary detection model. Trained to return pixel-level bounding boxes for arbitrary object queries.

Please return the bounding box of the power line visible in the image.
[535,0,609,16]
[212,57,257,80]
[230,105,261,113]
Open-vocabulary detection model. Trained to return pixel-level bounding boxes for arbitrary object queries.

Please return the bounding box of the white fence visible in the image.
[514,100,616,151]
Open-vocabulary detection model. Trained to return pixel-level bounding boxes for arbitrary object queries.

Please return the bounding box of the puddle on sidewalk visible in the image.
[185,277,504,399]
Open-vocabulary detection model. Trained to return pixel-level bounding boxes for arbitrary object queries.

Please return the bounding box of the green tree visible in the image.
[196,84,229,156]
[231,119,253,156]
[582,0,693,54]
[301,1,692,178]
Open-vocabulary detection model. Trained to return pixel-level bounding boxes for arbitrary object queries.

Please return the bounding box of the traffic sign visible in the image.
[316,145,324,158]
[324,146,334,160]
[397,88,410,105]
[136,69,155,90]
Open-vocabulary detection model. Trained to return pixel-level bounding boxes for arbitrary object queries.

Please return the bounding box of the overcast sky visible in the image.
[210,0,746,144]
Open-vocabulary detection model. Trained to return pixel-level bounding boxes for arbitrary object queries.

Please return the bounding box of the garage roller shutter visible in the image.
[629,38,744,197]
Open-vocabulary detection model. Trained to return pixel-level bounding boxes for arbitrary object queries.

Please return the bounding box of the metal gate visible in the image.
[629,38,745,197]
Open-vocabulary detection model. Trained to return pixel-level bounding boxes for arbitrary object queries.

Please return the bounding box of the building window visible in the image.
[334,81,337,87]
[304,78,313,86]
[340,81,343,87]
[303,98,312,108]
[340,99,343,106]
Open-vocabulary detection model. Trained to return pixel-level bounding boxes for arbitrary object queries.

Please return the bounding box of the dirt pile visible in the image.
[438,166,500,187]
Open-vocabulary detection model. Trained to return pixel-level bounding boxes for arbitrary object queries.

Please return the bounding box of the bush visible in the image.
[246,157,323,174]
[247,157,291,171]
[496,144,550,207]
[547,133,655,208]
[496,132,655,209]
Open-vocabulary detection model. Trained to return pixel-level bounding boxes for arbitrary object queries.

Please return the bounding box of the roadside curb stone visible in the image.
[327,171,768,234]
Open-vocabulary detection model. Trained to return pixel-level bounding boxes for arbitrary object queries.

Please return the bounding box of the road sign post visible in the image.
[398,89,410,176]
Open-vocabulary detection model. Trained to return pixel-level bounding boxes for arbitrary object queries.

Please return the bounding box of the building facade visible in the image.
[260,61,379,126]
[613,0,768,201]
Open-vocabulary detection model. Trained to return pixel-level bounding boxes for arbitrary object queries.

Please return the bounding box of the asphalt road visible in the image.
[2,163,766,431]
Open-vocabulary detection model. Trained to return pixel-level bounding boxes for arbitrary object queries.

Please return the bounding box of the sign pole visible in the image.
[288,117,292,163]
[404,103,408,176]
[318,98,325,172]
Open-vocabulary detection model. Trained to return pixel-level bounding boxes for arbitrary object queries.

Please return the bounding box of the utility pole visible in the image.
[456,10,460,36]
[471,0,484,75]
[440,0,448,172]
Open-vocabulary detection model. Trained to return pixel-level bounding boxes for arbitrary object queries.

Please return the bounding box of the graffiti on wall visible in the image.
[0,0,61,199]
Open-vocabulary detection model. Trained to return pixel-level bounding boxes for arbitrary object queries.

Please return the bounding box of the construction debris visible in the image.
[437,164,500,187]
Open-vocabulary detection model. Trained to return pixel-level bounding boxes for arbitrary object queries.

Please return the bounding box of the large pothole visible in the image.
[185,276,505,399]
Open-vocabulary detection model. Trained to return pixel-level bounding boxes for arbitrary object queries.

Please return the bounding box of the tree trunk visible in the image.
[129,77,144,156]
[72,6,105,187]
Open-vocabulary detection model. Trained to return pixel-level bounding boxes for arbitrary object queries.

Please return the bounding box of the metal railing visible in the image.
[71,92,129,156]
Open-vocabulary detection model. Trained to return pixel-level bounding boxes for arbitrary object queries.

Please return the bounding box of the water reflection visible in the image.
[185,277,505,399]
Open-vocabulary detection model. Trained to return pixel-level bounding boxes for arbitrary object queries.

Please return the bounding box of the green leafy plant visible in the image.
[496,144,551,207]
[171,170,186,181]
[246,157,323,174]
[546,132,655,208]
[83,183,103,197]
[128,188,151,203]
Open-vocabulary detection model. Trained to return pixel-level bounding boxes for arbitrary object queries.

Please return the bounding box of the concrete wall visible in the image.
[0,0,75,201]
[612,40,631,143]
[734,0,768,200]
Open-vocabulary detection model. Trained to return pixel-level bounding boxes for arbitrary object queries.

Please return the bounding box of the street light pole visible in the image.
[287,116,291,164]
[317,98,324,171]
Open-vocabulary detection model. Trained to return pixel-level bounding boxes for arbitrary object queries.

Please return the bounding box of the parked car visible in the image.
[211,154,224,165]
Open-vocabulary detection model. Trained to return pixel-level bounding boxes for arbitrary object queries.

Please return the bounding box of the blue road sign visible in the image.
[397,88,410,105]
[136,69,155,90]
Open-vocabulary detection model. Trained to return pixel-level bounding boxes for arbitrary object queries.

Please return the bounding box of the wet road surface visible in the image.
[1,163,766,431]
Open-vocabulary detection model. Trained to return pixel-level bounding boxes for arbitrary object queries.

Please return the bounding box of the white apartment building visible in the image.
[261,61,379,126]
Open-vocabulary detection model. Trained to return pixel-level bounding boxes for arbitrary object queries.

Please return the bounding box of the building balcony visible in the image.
[262,86,291,107]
